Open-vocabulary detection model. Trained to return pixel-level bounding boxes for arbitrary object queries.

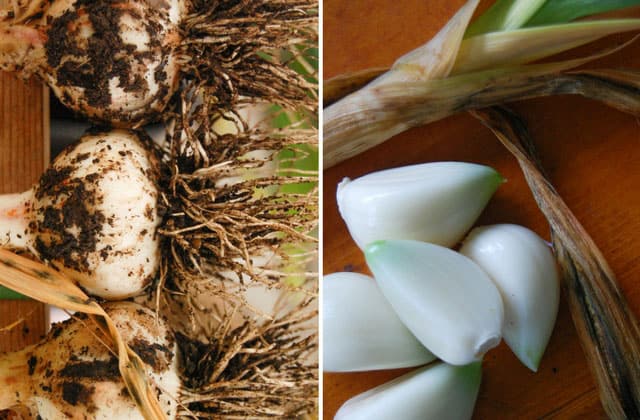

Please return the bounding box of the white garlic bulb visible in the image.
[0,0,185,127]
[0,302,180,419]
[0,129,161,299]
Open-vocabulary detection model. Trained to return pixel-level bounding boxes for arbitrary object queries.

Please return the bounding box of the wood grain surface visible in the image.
[0,73,49,353]
[322,1,640,418]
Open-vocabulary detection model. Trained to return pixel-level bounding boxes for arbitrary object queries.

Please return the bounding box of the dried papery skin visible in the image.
[323,59,640,168]
[0,0,185,127]
[0,129,161,299]
[471,106,640,419]
[0,302,180,419]
[323,0,640,169]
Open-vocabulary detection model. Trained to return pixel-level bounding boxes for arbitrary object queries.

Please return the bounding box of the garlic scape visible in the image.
[0,0,185,126]
[365,240,504,365]
[323,272,435,372]
[0,301,180,419]
[460,224,560,371]
[337,162,503,250]
[0,129,161,300]
[335,361,482,420]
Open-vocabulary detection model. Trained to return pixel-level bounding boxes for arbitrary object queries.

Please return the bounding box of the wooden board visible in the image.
[0,73,49,352]
[323,1,640,418]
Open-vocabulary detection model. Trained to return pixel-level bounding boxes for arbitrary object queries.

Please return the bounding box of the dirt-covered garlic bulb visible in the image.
[0,302,180,419]
[0,129,161,299]
[0,0,185,126]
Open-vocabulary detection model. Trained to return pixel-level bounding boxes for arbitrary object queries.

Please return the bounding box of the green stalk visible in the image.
[527,0,640,27]
[455,19,640,74]
[466,0,548,36]
[0,285,26,300]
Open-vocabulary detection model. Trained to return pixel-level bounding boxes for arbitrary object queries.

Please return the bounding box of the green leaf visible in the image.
[526,0,640,27]
[466,0,548,37]
[454,19,640,74]
[0,285,28,300]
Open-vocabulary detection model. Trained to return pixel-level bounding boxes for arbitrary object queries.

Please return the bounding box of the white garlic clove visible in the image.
[323,272,436,372]
[335,361,482,420]
[365,240,504,365]
[460,224,560,371]
[337,162,503,250]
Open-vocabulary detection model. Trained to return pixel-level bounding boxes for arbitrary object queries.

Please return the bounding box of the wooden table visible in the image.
[323,1,640,418]
[0,73,49,353]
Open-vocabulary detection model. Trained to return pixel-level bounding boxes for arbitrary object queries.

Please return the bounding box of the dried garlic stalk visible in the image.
[471,106,640,419]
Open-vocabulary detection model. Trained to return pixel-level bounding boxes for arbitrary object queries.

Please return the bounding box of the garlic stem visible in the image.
[0,190,32,249]
[0,24,45,73]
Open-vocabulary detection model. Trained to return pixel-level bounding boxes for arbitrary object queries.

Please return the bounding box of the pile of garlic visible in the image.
[325,162,560,419]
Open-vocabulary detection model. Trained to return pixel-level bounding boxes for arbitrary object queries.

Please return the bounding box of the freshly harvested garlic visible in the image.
[337,161,503,249]
[460,224,560,371]
[335,361,482,420]
[0,0,185,126]
[365,240,504,365]
[0,302,180,419]
[0,129,161,299]
[323,272,435,372]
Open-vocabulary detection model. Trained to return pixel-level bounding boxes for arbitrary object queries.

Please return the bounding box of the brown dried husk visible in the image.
[323,38,640,168]
[0,249,169,420]
[471,106,640,419]
[156,0,319,417]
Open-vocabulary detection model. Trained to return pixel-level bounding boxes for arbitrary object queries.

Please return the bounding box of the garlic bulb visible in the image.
[0,0,185,127]
[365,240,504,365]
[323,272,435,372]
[460,224,560,371]
[337,162,503,249]
[0,302,180,419]
[335,361,482,420]
[0,129,161,299]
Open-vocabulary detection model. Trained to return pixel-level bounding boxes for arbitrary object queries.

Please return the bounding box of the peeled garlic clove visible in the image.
[335,361,482,420]
[365,240,504,365]
[460,224,560,371]
[337,162,503,249]
[323,272,436,372]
